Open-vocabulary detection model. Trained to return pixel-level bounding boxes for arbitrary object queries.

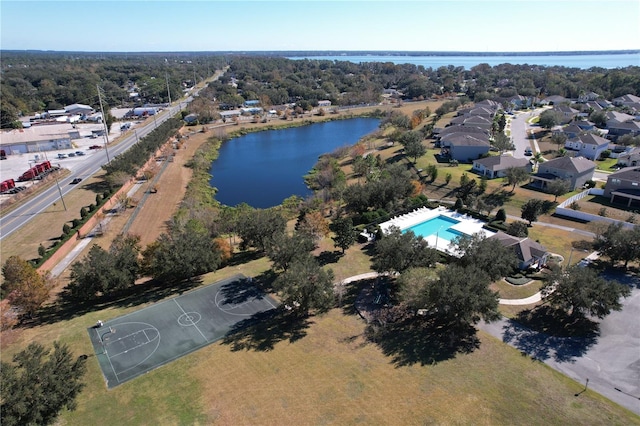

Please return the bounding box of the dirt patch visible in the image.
[124,129,210,247]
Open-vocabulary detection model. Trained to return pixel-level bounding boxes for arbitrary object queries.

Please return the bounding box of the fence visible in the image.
[555,188,635,229]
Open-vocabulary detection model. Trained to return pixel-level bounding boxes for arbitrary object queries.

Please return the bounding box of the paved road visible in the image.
[508,109,542,158]
[479,280,640,415]
[0,70,225,241]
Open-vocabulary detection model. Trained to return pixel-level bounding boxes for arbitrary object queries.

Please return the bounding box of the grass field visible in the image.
[5,283,638,425]
[3,101,640,424]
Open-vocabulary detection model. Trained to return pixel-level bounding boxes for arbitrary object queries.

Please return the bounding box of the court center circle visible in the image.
[177,312,202,326]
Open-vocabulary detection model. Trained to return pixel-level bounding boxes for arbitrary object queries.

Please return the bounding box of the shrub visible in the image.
[80,207,88,218]
[62,224,71,235]
[72,218,81,228]
[570,201,581,210]
[598,207,608,217]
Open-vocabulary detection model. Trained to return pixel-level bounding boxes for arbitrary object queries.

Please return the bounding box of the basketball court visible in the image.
[87,274,277,388]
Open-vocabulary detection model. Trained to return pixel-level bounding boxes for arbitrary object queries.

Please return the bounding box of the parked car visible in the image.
[75,151,85,156]
[89,145,102,150]
[524,147,533,156]
[70,177,82,184]
[58,153,68,159]
[68,152,76,157]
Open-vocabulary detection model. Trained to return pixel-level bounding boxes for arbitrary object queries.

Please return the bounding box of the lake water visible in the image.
[209,118,381,208]
[290,53,640,69]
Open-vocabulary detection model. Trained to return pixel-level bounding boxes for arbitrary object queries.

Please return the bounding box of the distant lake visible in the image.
[209,118,381,208]
[289,53,640,69]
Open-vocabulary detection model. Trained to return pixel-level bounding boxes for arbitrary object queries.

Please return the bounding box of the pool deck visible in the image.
[379,206,495,254]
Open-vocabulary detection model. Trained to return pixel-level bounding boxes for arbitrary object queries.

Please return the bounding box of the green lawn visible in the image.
[4,245,638,425]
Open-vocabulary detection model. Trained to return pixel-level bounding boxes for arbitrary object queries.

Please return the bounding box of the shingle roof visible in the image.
[577,133,609,147]
[489,232,548,263]
[444,133,490,147]
[608,166,640,182]
[542,156,596,174]
[474,155,530,170]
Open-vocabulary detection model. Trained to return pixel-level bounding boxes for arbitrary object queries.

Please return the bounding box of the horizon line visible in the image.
[2,49,639,56]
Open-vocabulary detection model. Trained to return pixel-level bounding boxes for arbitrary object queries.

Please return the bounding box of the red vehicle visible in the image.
[0,149,6,160]
[17,161,52,181]
[18,167,38,181]
[0,179,15,192]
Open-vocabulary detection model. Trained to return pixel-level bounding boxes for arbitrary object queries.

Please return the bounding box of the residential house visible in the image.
[613,94,640,107]
[530,156,596,190]
[577,92,600,103]
[472,154,532,179]
[552,105,579,124]
[607,120,640,140]
[617,147,640,167]
[440,133,491,162]
[449,114,493,130]
[603,166,640,207]
[559,123,584,139]
[183,113,198,124]
[489,232,549,270]
[317,100,332,107]
[506,95,534,110]
[541,95,568,105]
[564,133,610,160]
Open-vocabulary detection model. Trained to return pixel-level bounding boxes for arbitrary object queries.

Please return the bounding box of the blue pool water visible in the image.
[405,215,462,242]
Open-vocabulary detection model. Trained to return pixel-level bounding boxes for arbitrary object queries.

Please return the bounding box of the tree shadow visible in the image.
[501,306,600,363]
[317,250,342,266]
[221,308,312,352]
[365,308,480,366]
[483,188,513,207]
[24,275,207,328]
[225,249,264,267]
[218,278,268,305]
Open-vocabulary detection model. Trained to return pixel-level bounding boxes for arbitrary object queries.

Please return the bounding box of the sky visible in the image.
[1,0,639,53]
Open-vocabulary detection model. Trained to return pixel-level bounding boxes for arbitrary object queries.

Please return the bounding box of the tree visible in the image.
[330,217,357,253]
[373,226,438,275]
[1,256,50,317]
[453,233,518,280]
[504,167,530,192]
[506,221,529,238]
[593,223,640,268]
[68,235,140,300]
[266,231,314,272]
[538,110,560,129]
[404,264,500,326]
[492,132,515,152]
[542,266,631,319]
[295,210,329,246]
[1,341,87,426]
[495,208,507,222]
[550,132,567,150]
[546,178,571,201]
[403,138,427,163]
[237,209,287,251]
[521,199,544,225]
[142,220,221,283]
[273,255,334,316]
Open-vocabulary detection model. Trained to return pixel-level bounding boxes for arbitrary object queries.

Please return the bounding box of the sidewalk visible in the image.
[49,181,144,277]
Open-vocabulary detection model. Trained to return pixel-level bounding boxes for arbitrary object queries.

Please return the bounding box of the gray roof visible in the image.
[473,155,530,171]
[489,232,548,263]
[445,133,490,147]
[577,133,609,147]
[438,125,489,138]
[541,156,596,174]
[608,166,640,182]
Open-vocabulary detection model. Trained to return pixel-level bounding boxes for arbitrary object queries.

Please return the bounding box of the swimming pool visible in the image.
[404,215,463,242]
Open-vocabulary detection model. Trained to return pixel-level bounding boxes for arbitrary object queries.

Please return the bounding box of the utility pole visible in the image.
[97,85,111,163]
[165,73,172,106]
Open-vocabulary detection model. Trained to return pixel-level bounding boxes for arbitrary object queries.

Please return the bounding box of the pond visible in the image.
[209,118,381,208]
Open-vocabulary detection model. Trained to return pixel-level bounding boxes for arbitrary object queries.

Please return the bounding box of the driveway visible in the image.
[479,275,640,415]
